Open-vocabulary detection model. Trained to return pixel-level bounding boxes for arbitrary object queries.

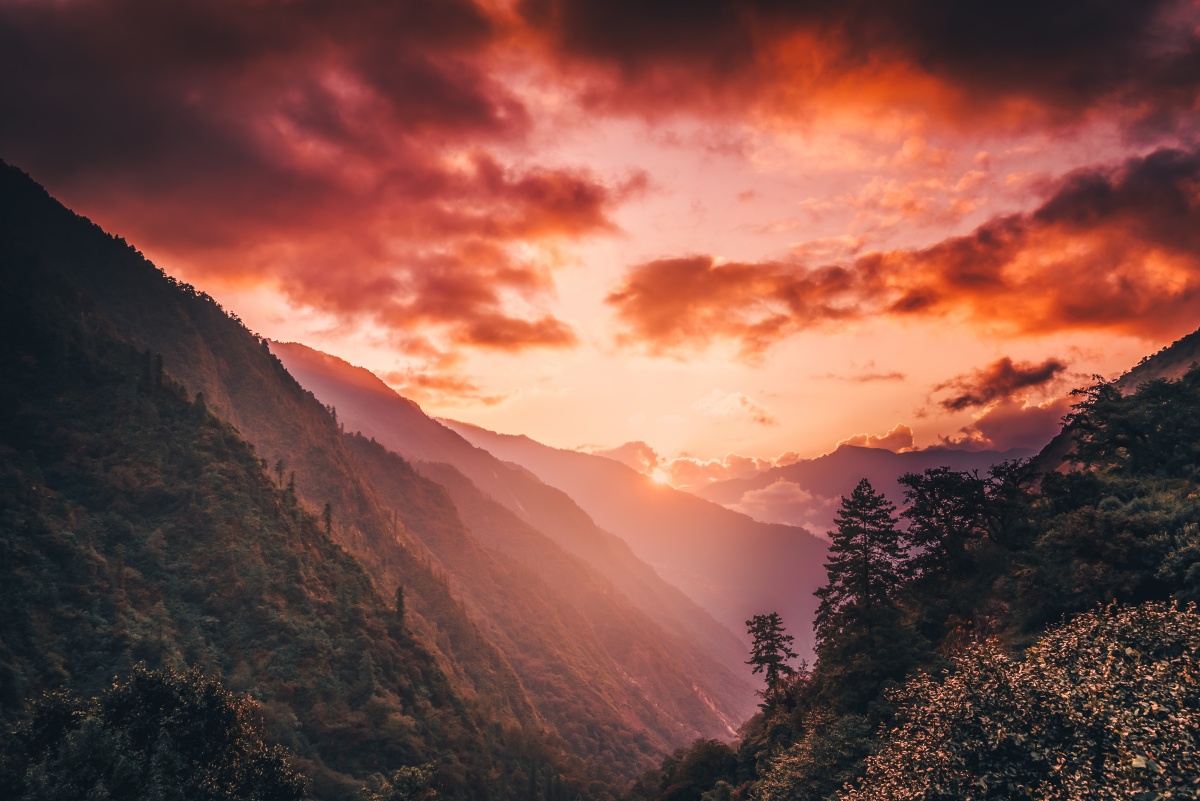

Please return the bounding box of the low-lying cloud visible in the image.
[837,423,916,452]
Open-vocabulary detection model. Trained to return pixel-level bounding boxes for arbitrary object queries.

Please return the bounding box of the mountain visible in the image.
[0,160,747,784]
[697,444,1035,535]
[0,229,577,800]
[438,422,830,658]
[271,341,755,707]
[1034,324,1200,472]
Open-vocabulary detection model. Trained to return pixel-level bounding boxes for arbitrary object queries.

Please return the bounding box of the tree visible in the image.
[898,467,987,578]
[323,501,333,536]
[0,665,305,801]
[814,479,905,649]
[813,479,918,711]
[746,613,797,708]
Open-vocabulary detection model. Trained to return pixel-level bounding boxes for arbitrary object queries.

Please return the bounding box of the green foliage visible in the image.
[754,709,869,801]
[1067,369,1200,478]
[815,479,906,647]
[842,602,1200,800]
[745,614,797,709]
[0,664,305,801]
[813,479,920,712]
[899,467,987,577]
[361,763,438,801]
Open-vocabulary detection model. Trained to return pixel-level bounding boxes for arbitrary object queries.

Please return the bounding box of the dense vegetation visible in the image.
[630,367,1200,800]
[0,229,594,799]
[0,665,305,801]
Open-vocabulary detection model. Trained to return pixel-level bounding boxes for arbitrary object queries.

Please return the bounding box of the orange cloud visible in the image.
[693,389,778,426]
[0,0,645,372]
[837,423,916,452]
[934,357,1067,411]
[609,146,1200,354]
[587,441,663,474]
[519,0,1200,132]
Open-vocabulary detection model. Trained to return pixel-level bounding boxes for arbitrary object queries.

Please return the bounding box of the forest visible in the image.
[628,369,1200,800]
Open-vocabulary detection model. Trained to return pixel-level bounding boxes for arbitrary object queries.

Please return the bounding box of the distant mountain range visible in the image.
[271,340,756,724]
[438,421,831,659]
[695,444,1036,536]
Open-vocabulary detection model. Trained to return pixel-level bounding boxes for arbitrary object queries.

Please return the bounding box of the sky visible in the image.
[4,0,1200,485]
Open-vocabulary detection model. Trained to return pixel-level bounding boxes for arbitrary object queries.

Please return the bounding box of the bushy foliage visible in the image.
[842,602,1200,800]
[0,664,304,801]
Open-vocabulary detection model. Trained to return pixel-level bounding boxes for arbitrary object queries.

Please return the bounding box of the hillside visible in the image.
[0,161,749,781]
[626,355,1200,801]
[271,341,754,702]
[440,422,830,658]
[0,244,575,800]
[698,444,1034,534]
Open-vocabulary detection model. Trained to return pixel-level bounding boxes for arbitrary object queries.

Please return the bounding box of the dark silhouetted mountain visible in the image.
[438,421,830,659]
[1033,324,1200,473]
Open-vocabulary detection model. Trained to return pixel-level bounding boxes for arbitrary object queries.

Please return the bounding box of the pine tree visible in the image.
[898,467,987,578]
[746,612,797,708]
[813,479,923,712]
[814,478,905,649]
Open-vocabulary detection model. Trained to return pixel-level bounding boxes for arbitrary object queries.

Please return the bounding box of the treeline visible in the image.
[630,369,1200,800]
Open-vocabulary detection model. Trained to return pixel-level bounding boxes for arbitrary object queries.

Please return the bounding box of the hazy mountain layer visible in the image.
[440,422,830,658]
[698,444,1035,535]
[272,341,755,713]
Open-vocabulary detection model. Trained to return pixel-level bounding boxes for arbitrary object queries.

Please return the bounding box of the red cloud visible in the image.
[519,0,1200,132]
[935,358,1067,411]
[0,0,640,368]
[609,145,1200,354]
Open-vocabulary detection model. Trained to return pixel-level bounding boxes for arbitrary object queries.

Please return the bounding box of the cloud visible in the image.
[693,389,778,426]
[934,357,1067,411]
[519,0,1200,132]
[730,480,838,537]
[660,453,777,490]
[588,440,662,474]
[380,368,507,408]
[942,395,1074,452]
[0,0,647,377]
[609,145,1200,355]
[836,423,916,452]
[815,369,906,383]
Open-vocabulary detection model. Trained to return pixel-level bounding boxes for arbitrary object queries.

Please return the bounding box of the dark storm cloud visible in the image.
[520,0,1200,127]
[0,0,622,360]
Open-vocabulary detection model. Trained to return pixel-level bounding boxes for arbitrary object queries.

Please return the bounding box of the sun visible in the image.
[649,468,671,485]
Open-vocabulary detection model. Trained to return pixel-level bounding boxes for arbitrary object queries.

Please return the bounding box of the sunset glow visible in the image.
[3,0,1199,482]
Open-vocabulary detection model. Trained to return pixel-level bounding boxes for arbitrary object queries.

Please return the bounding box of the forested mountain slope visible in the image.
[627,355,1200,801]
[0,242,581,800]
[0,161,748,783]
